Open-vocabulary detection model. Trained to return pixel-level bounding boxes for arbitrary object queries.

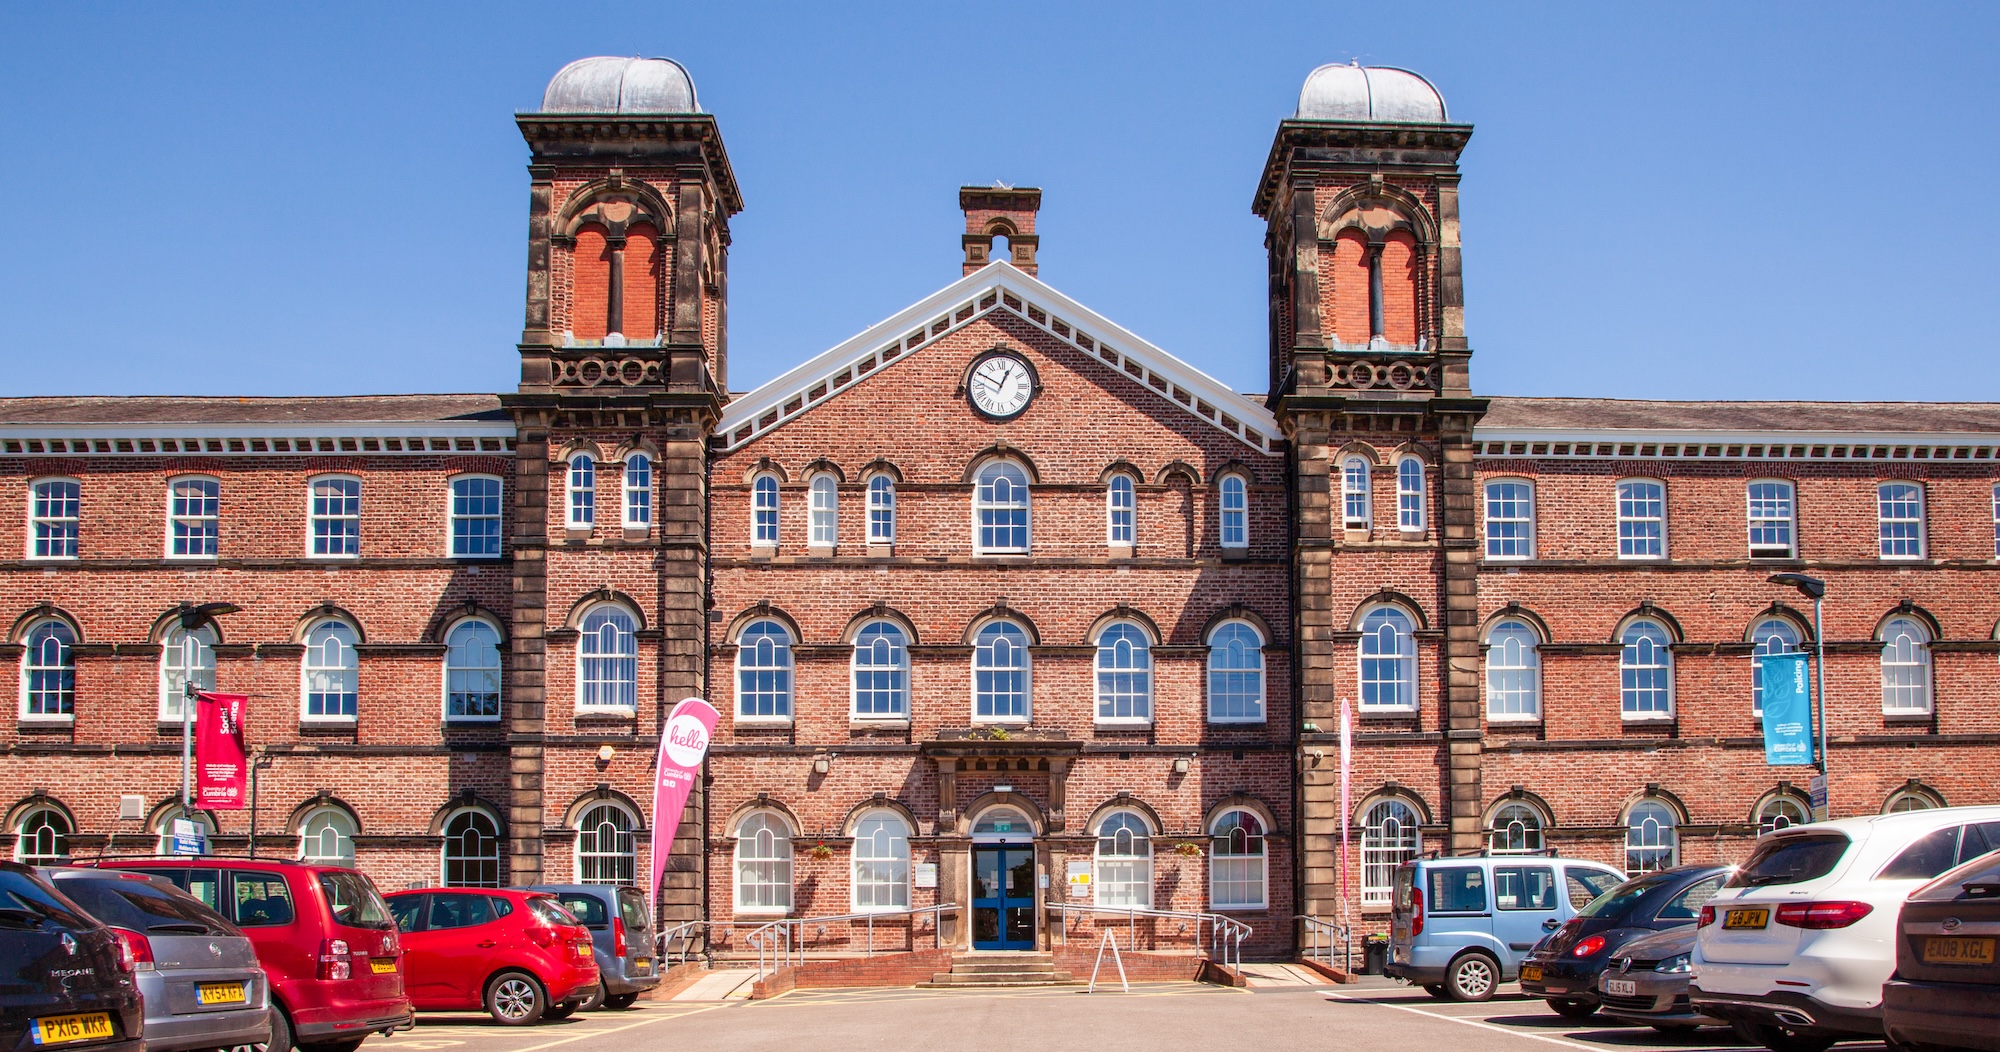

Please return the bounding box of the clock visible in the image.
[968,352,1034,419]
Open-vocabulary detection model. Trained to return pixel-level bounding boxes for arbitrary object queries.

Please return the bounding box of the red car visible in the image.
[384,889,598,1025]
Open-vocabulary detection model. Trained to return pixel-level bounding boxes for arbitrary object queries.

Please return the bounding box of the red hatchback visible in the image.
[384,889,598,1025]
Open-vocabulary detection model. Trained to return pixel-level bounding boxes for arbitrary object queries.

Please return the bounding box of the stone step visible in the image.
[954,952,1055,963]
[928,970,1076,984]
[915,978,1084,989]
[949,960,1063,974]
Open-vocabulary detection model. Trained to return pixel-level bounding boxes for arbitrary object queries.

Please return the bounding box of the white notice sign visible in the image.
[914,862,937,889]
[1066,860,1092,898]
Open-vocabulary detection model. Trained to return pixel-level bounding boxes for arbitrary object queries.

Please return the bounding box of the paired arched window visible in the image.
[1219,474,1248,548]
[851,810,911,911]
[1484,619,1540,721]
[566,455,596,528]
[1358,607,1416,712]
[851,621,909,719]
[1397,457,1425,531]
[974,462,1031,553]
[973,622,1031,721]
[809,474,838,547]
[1209,810,1267,910]
[14,807,71,864]
[22,620,76,719]
[734,811,792,912]
[624,454,653,528]
[1624,801,1678,875]
[576,801,637,885]
[442,809,502,888]
[1488,802,1544,855]
[302,620,359,720]
[1750,617,1803,716]
[1619,619,1673,719]
[1094,622,1152,723]
[1094,811,1152,908]
[308,476,361,557]
[1616,479,1666,559]
[1341,457,1371,528]
[752,474,781,545]
[444,619,503,721]
[1106,474,1136,546]
[1757,794,1809,835]
[168,476,220,558]
[299,806,357,866]
[29,478,80,559]
[449,476,503,558]
[1881,616,1932,715]
[160,622,216,721]
[1361,799,1420,906]
[578,605,638,711]
[736,620,794,719]
[867,475,896,544]
[1206,620,1265,723]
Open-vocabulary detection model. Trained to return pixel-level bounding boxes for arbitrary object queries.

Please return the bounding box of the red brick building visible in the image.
[2,57,1995,957]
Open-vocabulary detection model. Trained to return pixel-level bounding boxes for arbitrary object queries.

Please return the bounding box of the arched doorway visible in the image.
[968,805,1036,950]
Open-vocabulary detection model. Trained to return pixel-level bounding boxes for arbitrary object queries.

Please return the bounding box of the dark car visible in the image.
[1882,848,2000,1052]
[520,885,658,1010]
[1521,863,1730,1019]
[1596,924,1723,1032]
[0,861,145,1052]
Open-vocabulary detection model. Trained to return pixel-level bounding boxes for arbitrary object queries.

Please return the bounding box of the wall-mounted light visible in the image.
[597,744,615,763]
[993,783,1013,794]
[1171,756,1190,775]
[811,754,831,775]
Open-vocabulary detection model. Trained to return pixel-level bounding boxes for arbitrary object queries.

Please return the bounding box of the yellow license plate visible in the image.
[1520,964,1542,982]
[1921,936,1996,965]
[369,958,398,974]
[31,1012,113,1046]
[632,958,652,972]
[196,982,246,1005]
[1724,908,1770,930]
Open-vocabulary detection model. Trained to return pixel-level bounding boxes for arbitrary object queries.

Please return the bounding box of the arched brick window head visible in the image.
[1332,229,1420,349]
[569,204,664,342]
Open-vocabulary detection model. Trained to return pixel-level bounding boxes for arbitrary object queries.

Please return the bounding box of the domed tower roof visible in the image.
[540,56,700,114]
[1295,63,1447,123]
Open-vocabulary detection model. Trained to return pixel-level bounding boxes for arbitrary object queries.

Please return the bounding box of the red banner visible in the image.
[195,691,248,810]
[651,696,719,912]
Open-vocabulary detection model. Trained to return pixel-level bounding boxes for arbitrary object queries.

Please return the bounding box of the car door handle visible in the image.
[477,940,497,948]
[1543,919,1562,930]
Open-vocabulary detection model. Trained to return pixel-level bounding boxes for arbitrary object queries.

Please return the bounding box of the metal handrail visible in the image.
[743,903,961,980]
[1295,914,1353,976]
[1046,901,1253,970]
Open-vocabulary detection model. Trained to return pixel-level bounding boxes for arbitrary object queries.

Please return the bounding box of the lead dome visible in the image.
[540,56,700,114]
[1295,63,1447,122]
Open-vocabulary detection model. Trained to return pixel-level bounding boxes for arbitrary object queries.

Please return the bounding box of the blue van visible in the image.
[1387,855,1626,1001]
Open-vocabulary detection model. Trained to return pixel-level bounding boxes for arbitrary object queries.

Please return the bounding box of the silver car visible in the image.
[45,867,272,1052]
[1597,924,1723,1033]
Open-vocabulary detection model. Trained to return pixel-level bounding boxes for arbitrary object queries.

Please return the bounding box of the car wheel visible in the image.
[1445,953,1499,1002]
[542,1002,577,1021]
[602,993,639,1010]
[486,971,547,1026]
[576,981,608,1011]
[266,1008,295,1052]
[1733,1022,1836,1052]
[1421,983,1447,998]
[1547,998,1598,1020]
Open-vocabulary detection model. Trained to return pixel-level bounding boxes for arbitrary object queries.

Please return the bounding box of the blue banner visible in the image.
[1761,652,1814,766]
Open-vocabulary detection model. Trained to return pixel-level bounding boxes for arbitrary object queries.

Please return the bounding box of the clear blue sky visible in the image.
[2,2,1995,403]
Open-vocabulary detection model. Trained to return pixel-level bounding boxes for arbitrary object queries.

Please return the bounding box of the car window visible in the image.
[1655,876,1723,921]
[1564,868,1623,909]
[230,872,297,927]
[388,895,426,933]
[134,867,221,910]
[1580,873,1673,918]
[1392,866,1415,912]
[1880,826,1964,881]
[1959,823,2000,866]
[617,888,650,932]
[529,897,578,927]
[1729,833,1850,888]
[0,868,91,930]
[319,871,394,930]
[1494,866,1558,911]
[56,877,235,936]
[557,893,608,927]
[428,892,494,929]
[1428,866,1487,913]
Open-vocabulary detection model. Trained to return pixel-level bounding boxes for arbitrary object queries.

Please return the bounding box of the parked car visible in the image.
[91,856,412,1052]
[1596,925,1722,1032]
[1388,854,1627,1001]
[1521,863,1730,1019]
[1881,847,2000,1052]
[0,861,144,1052]
[385,888,599,1025]
[1691,805,2000,1052]
[43,867,272,1052]
[520,884,658,1010]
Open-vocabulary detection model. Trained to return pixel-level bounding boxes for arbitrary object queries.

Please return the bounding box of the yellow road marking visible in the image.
[1325,993,1621,1052]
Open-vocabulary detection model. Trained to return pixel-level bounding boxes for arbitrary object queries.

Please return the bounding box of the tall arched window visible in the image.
[1219,474,1248,548]
[22,620,76,719]
[576,802,637,885]
[1361,799,1420,906]
[752,474,780,545]
[302,620,359,720]
[1342,457,1372,528]
[299,806,357,866]
[1106,474,1135,546]
[1209,810,1267,910]
[1881,616,1932,714]
[1094,810,1153,908]
[442,809,501,888]
[567,455,596,528]
[1206,620,1265,723]
[851,811,910,911]
[1488,802,1543,855]
[973,622,1030,721]
[1397,457,1425,531]
[1094,621,1152,723]
[1750,617,1803,716]
[14,807,71,864]
[1625,801,1678,875]
[851,621,908,719]
[1757,794,1809,835]
[623,454,652,528]
[736,620,793,719]
[444,619,503,721]
[734,811,792,912]
[160,622,217,721]
[808,474,838,547]
[974,462,1030,554]
[579,605,638,711]
[1484,619,1540,721]
[1358,607,1416,712]
[1620,619,1673,719]
[867,475,896,544]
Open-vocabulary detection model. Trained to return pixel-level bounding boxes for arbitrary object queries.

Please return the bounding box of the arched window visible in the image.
[1209,810,1267,910]
[1397,457,1425,531]
[444,619,503,721]
[1748,480,1796,558]
[1094,811,1152,908]
[733,811,792,912]
[1219,474,1248,548]
[152,807,215,855]
[567,455,596,528]
[579,605,638,711]
[974,462,1030,554]
[970,807,1030,836]
[29,478,80,559]
[1878,482,1925,559]
[623,454,652,528]
[1617,479,1666,559]
[752,474,781,545]
[442,809,502,888]
[1361,799,1420,906]
[302,621,359,720]
[851,811,910,911]
[1342,457,1372,528]
[1094,622,1152,723]
[851,621,908,719]
[449,476,503,558]
[1358,607,1416,712]
[22,620,76,719]
[1106,474,1135,546]
[808,473,838,547]
[1750,617,1803,716]
[168,476,220,558]
[1620,619,1673,719]
[1625,801,1678,874]
[1881,616,1932,714]
[1488,802,1543,855]
[1206,620,1265,723]
[867,475,896,544]
[1757,794,1809,835]
[308,476,361,557]
[1885,787,1942,813]
[973,622,1030,721]
[1484,619,1540,721]
[1484,479,1535,559]
[736,620,793,719]
[160,622,217,721]
[14,807,71,864]
[576,802,637,885]
[299,806,357,866]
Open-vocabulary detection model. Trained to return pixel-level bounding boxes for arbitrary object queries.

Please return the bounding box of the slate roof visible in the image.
[0,394,507,426]
[1481,397,2000,434]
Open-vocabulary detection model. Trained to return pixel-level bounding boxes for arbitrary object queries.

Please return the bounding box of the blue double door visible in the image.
[972,845,1036,950]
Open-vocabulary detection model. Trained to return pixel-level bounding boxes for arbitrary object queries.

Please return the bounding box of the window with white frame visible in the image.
[168,477,219,558]
[1361,799,1420,907]
[22,619,75,719]
[1885,788,1939,813]
[1488,802,1543,855]
[579,605,638,711]
[1358,606,1416,711]
[1757,794,1809,835]
[809,474,838,547]
[752,474,780,545]
[1209,809,1267,909]
[1095,621,1152,723]
[576,802,637,885]
[1881,615,1932,715]
[444,619,502,721]
[13,807,70,864]
[1485,619,1540,721]
[1620,619,1673,719]
[623,454,652,528]
[733,811,792,911]
[851,620,908,719]
[1879,482,1925,559]
[1094,810,1152,908]
[1624,801,1678,875]
[973,621,1030,721]
[159,622,217,721]
[1617,479,1666,559]
[1206,620,1265,722]
[442,809,501,887]
[29,479,79,559]
[1397,457,1425,532]
[974,462,1030,553]
[1342,457,1372,528]
[298,806,357,866]
[1219,474,1248,548]
[1748,480,1796,558]
[567,455,596,528]
[309,476,360,557]
[1107,474,1135,546]
[1750,617,1803,716]
[867,475,896,544]
[450,476,502,558]
[851,810,910,911]
[1484,479,1534,558]
[302,620,359,720]
[735,619,793,719]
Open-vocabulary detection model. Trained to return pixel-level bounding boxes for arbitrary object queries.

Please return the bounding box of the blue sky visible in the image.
[2,2,1995,403]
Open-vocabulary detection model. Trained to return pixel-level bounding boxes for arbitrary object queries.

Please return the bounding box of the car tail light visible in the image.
[1411,886,1424,937]
[1699,905,1716,927]
[528,926,555,948]
[110,928,148,972]
[318,938,353,981]
[1571,935,1607,958]
[1775,901,1874,929]
[613,916,627,958]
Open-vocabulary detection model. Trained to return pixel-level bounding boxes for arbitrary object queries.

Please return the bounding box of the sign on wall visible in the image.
[914,863,937,889]
[1066,860,1092,898]
[1760,653,1815,767]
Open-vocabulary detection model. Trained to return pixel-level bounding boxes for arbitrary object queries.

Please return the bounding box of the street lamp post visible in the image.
[177,603,240,815]
[1767,574,1829,810]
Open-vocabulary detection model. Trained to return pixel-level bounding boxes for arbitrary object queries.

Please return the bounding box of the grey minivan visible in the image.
[521,885,657,1009]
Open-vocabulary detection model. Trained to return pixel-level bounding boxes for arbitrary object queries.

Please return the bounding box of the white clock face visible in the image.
[969,354,1033,418]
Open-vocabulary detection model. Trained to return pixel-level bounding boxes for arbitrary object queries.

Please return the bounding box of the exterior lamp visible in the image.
[1171,756,1191,775]
[811,754,831,775]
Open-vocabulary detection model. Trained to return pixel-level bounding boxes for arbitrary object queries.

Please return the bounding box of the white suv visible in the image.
[1691,805,2000,1052]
